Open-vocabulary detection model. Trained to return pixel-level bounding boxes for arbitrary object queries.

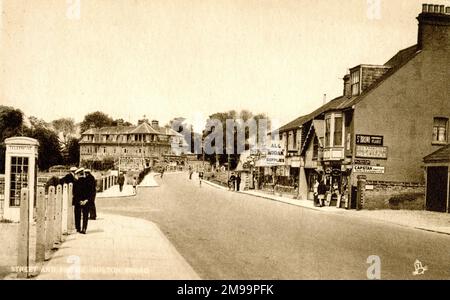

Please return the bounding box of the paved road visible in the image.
[97,172,450,279]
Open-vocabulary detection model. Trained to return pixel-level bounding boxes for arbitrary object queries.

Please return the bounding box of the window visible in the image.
[351,69,360,96]
[293,130,297,149]
[313,137,319,160]
[325,117,331,147]
[334,116,343,146]
[433,117,448,143]
[9,156,29,207]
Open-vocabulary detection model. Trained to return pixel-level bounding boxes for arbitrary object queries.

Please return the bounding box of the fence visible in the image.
[96,173,117,193]
[17,183,74,278]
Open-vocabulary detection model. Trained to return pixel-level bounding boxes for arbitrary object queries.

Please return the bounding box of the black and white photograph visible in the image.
[0,0,449,286]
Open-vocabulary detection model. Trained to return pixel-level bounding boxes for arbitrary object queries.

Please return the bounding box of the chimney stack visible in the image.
[151,120,159,128]
[322,94,327,105]
[417,3,450,50]
[343,74,352,98]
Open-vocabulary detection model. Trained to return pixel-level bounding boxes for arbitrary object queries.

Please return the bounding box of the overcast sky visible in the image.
[0,0,443,131]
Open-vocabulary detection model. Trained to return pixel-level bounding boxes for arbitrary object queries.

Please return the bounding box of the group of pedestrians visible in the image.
[228,172,241,191]
[313,177,328,207]
[61,167,97,234]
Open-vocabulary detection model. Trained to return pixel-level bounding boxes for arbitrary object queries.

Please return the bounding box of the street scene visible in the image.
[0,0,449,282]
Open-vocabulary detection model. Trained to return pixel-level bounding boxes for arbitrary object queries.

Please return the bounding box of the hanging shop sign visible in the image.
[355,145,388,159]
[354,165,385,174]
[355,135,384,146]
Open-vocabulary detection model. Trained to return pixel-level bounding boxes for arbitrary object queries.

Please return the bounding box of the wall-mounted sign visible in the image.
[355,145,388,159]
[354,159,371,165]
[356,135,384,146]
[354,165,385,174]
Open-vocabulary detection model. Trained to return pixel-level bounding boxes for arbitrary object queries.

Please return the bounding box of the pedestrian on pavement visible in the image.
[73,168,90,234]
[189,166,193,180]
[132,177,137,194]
[161,167,165,178]
[313,178,320,207]
[229,173,236,191]
[85,169,97,220]
[199,171,204,187]
[236,174,241,191]
[317,178,327,208]
[118,172,125,192]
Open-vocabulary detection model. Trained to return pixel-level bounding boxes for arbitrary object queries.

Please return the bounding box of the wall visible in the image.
[363,182,425,210]
[353,48,450,184]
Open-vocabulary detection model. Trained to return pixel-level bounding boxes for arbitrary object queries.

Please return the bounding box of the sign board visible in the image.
[264,144,285,166]
[354,165,385,174]
[356,135,384,146]
[355,145,388,159]
[354,159,371,165]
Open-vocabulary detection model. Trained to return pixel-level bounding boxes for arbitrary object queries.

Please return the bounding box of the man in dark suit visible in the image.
[73,168,90,234]
[85,169,97,220]
[61,167,77,185]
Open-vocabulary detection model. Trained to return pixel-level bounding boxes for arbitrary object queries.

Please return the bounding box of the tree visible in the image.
[80,111,114,133]
[202,110,270,170]
[28,125,63,171]
[0,106,25,173]
[52,118,76,151]
[66,138,80,166]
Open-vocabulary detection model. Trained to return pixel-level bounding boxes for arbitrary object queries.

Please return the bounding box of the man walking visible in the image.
[73,168,90,234]
[236,174,241,191]
[85,169,97,220]
[118,172,125,192]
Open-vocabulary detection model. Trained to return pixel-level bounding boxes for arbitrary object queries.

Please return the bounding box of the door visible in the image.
[426,167,448,213]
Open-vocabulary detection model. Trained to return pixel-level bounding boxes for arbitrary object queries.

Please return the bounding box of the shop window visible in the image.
[433,117,448,144]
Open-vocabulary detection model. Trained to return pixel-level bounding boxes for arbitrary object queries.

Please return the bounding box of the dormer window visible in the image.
[351,69,360,96]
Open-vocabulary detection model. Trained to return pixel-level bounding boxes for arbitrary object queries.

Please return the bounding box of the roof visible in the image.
[338,45,420,110]
[424,145,450,164]
[277,45,420,132]
[278,96,348,133]
[129,122,160,135]
[81,122,174,136]
[300,120,324,155]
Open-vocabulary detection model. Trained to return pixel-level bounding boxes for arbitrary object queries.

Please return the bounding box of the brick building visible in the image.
[276,4,450,209]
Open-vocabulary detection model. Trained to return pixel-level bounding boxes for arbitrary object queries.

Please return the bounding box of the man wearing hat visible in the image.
[61,166,78,185]
[84,169,97,220]
[73,168,90,234]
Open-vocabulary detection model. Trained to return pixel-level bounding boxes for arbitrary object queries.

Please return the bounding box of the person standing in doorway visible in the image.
[118,172,125,192]
[85,169,97,220]
[313,178,320,207]
[317,178,327,208]
[73,168,90,234]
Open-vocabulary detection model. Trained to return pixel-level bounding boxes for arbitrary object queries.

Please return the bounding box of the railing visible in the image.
[96,174,117,193]
[16,184,75,278]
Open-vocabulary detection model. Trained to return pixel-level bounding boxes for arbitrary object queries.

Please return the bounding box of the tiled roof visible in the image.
[424,144,450,163]
[81,122,173,136]
[277,45,420,132]
[338,45,420,110]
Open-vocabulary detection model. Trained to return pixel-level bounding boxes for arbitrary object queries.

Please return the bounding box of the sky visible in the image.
[0,0,445,132]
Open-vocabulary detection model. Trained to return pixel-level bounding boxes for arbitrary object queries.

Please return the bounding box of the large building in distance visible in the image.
[79,119,186,171]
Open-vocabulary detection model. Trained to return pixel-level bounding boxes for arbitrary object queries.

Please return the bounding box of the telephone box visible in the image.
[3,137,39,222]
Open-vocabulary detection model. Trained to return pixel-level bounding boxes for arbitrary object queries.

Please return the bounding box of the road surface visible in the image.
[97,172,450,279]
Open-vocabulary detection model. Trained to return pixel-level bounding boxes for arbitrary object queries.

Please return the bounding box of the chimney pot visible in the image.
[440,5,445,13]
[434,5,440,13]
[446,6,450,14]
[422,4,428,13]
[428,4,434,12]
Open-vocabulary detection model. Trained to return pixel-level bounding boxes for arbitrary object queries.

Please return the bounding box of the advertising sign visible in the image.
[355,145,388,159]
[356,135,384,146]
[354,165,385,174]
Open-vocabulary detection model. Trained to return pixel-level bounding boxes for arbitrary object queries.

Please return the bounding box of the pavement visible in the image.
[97,173,160,198]
[36,213,200,280]
[202,179,450,236]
